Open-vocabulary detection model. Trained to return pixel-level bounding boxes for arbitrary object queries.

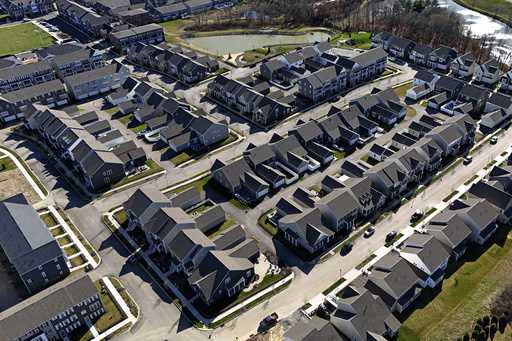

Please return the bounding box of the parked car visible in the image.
[410,209,424,222]
[364,227,375,238]
[490,136,498,145]
[386,231,398,242]
[340,242,353,255]
[463,155,473,165]
[258,313,279,332]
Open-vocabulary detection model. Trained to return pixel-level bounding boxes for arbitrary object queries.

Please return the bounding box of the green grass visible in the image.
[70,255,86,267]
[40,212,57,227]
[168,174,212,195]
[110,159,164,189]
[160,19,193,43]
[356,254,377,270]
[57,235,73,246]
[110,277,139,318]
[0,23,54,56]
[94,280,125,333]
[323,277,346,295]
[130,123,147,134]
[331,31,372,49]
[0,158,15,172]
[242,45,298,64]
[50,226,65,237]
[443,191,459,202]
[113,210,127,226]
[170,152,192,166]
[398,226,512,341]
[206,218,237,239]
[105,106,119,115]
[454,0,512,26]
[464,174,479,185]
[333,150,346,160]
[406,107,417,119]
[64,245,80,257]
[118,114,133,125]
[393,81,413,99]
[258,210,278,236]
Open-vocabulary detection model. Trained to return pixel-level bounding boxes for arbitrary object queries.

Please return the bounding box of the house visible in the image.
[260,59,288,82]
[278,207,335,255]
[409,44,434,66]
[388,36,415,59]
[194,205,226,233]
[399,233,450,288]
[124,186,172,230]
[0,274,104,341]
[109,24,164,53]
[406,83,432,101]
[427,92,449,110]
[0,0,54,19]
[434,76,465,99]
[500,70,512,91]
[480,109,512,134]
[428,46,457,71]
[485,92,512,114]
[331,285,401,341]
[63,62,130,101]
[427,210,474,260]
[78,148,125,191]
[412,70,440,89]
[347,48,388,86]
[212,158,269,201]
[360,252,423,313]
[188,116,229,151]
[468,180,512,224]
[107,76,140,106]
[368,143,394,162]
[371,32,393,50]
[449,197,501,244]
[450,52,478,78]
[0,194,70,294]
[316,113,359,148]
[351,88,406,126]
[0,79,69,123]
[185,0,213,14]
[0,61,56,93]
[365,158,409,199]
[56,0,111,37]
[271,135,315,174]
[316,188,361,231]
[474,59,502,86]
[457,84,490,114]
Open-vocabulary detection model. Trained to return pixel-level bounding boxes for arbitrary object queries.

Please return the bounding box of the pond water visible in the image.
[439,0,512,59]
[184,31,331,56]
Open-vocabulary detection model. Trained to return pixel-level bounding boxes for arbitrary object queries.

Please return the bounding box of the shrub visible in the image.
[490,323,497,338]
[483,315,490,327]
[463,332,470,341]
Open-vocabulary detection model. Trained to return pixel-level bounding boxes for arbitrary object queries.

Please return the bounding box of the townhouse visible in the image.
[428,46,458,71]
[109,24,164,53]
[0,274,104,341]
[457,84,490,114]
[409,44,434,66]
[0,79,69,123]
[207,75,292,127]
[350,88,406,126]
[298,66,347,103]
[56,0,111,37]
[388,36,415,59]
[0,0,54,19]
[0,193,70,295]
[63,61,130,100]
[37,43,106,78]
[243,143,287,190]
[406,70,440,101]
[116,8,153,25]
[481,93,512,133]
[0,60,56,93]
[24,105,145,191]
[123,186,259,306]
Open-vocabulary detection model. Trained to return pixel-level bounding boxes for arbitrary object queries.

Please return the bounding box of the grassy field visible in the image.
[0,23,54,56]
[331,32,372,49]
[394,81,413,98]
[242,45,298,64]
[398,226,512,341]
[160,19,193,44]
[455,0,512,25]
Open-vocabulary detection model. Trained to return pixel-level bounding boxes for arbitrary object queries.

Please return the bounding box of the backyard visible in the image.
[397,226,512,341]
[0,23,54,56]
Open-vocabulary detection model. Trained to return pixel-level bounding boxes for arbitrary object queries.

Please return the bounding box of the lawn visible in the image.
[160,19,193,44]
[258,210,278,236]
[0,23,54,56]
[0,158,15,172]
[93,280,125,333]
[118,114,133,125]
[167,174,212,195]
[170,152,192,166]
[40,212,57,227]
[393,82,413,99]
[105,106,119,115]
[206,218,237,239]
[323,278,346,295]
[130,123,147,134]
[110,159,164,189]
[242,45,298,64]
[331,31,372,49]
[398,226,512,341]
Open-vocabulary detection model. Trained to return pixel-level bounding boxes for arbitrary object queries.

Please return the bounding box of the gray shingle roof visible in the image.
[0,194,64,275]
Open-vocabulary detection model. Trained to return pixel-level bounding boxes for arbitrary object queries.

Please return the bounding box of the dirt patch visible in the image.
[0,169,39,204]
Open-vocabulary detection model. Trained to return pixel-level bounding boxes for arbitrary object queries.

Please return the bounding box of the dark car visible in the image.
[364,227,376,238]
[340,242,353,255]
[386,231,398,242]
[410,209,424,222]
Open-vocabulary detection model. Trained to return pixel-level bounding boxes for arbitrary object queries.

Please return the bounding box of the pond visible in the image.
[440,0,512,60]
[184,31,331,55]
